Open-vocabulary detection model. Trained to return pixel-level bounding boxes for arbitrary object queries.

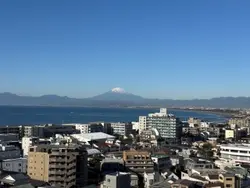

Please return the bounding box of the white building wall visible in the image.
[220,144,250,163]
[139,116,147,134]
[75,124,89,134]
[1,158,27,173]
[22,137,33,157]
[132,122,139,130]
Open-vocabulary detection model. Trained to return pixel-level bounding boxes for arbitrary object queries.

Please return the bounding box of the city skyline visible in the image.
[1,1,250,99]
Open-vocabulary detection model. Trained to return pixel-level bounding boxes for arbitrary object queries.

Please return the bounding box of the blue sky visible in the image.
[0,0,249,99]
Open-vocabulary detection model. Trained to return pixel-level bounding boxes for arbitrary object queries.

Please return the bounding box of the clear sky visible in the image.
[0,0,250,99]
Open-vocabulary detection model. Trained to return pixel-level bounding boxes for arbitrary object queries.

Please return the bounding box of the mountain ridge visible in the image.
[0,90,250,108]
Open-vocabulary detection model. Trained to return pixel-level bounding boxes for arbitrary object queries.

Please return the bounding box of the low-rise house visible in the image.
[181,171,209,184]
[144,172,160,188]
[151,154,171,172]
[184,158,214,170]
[100,172,131,188]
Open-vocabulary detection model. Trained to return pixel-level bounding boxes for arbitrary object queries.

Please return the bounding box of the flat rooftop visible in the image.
[71,132,114,142]
[220,144,250,150]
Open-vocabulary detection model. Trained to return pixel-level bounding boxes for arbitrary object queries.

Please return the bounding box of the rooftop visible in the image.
[2,158,27,162]
[151,154,169,158]
[71,132,114,142]
[220,143,250,150]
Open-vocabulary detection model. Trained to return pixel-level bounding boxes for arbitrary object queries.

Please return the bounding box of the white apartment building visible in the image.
[75,124,91,134]
[139,116,147,134]
[220,144,250,164]
[0,144,21,160]
[1,158,27,173]
[139,109,182,143]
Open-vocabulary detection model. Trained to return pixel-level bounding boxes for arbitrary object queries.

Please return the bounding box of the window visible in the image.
[231,150,238,153]
[226,178,232,181]
[18,169,22,172]
[19,163,22,166]
[226,184,232,188]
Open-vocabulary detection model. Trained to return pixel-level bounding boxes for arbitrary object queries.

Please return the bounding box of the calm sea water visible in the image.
[0,106,227,126]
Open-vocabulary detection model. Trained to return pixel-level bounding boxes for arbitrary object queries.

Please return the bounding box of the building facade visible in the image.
[0,134,19,142]
[1,158,27,173]
[22,137,51,156]
[220,144,250,164]
[225,130,234,139]
[147,109,182,143]
[151,154,171,172]
[0,144,21,160]
[110,122,132,136]
[123,150,154,174]
[28,144,88,188]
[138,109,182,143]
[139,116,147,134]
[0,126,22,139]
[100,172,131,188]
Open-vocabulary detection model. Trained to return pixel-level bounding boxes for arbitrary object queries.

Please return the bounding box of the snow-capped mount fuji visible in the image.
[90,88,144,101]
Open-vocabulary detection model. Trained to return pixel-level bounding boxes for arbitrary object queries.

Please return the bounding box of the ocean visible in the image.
[0,106,228,126]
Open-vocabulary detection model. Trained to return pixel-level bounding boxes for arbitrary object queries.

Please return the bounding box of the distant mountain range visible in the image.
[0,88,250,108]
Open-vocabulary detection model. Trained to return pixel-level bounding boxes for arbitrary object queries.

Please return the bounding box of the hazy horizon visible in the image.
[2,89,250,101]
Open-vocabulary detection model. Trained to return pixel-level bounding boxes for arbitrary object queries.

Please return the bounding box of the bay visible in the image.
[0,106,227,126]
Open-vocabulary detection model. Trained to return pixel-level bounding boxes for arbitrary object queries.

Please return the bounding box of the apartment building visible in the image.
[147,109,182,143]
[28,144,88,188]
[151,154,171,172]
[110,122,132,136]
[123,150,154,174]
[138,109,182,143]
[0,126,22,139]
[0,134,19,142]
[139,116,147,134]
[24,124,79,138]
[22,137,51,156]
[220,144,250,164]
[229,117,250,127]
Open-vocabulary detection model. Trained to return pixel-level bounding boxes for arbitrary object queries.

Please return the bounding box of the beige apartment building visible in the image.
[123,150,154,174]
[28,144,88,188]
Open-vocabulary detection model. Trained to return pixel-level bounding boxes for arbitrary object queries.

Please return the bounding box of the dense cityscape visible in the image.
[0,107,249,187]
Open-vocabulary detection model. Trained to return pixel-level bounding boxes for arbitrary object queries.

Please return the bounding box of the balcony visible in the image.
[49,164,66,169]
[50,158,66,163]
[67,163,76,169]
[126,163,153,167]
[126,159,152,162]
[49,175,66,181]
[67,169,76,176]
[49,170,67,176]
